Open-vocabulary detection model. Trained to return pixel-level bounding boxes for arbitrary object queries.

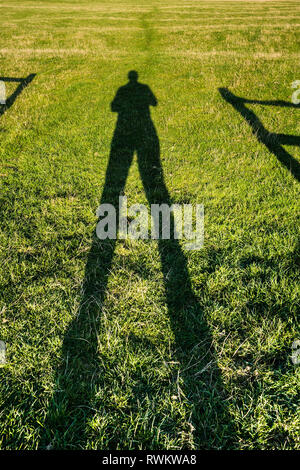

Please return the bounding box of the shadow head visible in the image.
[128,70,138,83]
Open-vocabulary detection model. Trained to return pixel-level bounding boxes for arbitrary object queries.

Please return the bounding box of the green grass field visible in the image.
[0,0,299,450]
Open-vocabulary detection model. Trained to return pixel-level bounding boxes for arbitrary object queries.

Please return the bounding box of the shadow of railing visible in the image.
[0,74,36,119]
[219,88,300,183]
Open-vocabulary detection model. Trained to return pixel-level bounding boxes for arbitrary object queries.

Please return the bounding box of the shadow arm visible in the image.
[111,89,122,112]
[147,87,157,107]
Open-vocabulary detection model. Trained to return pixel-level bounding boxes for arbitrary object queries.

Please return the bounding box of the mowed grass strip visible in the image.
[0,0,299,450]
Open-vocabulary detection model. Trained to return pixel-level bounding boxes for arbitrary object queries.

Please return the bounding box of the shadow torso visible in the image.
[111,82,157,138]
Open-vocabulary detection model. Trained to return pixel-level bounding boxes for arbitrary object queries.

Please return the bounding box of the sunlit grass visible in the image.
[0,0,299,450]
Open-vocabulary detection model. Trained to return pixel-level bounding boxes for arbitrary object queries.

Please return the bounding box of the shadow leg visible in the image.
[137,127,234,447]
[41,134,134,448]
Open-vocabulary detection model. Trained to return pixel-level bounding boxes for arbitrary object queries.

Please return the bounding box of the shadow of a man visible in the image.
[42,72,233,449]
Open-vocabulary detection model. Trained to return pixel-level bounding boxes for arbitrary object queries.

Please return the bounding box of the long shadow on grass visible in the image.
[42,72,234,449]
[0,74,36,119]
[219,88,300,182]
